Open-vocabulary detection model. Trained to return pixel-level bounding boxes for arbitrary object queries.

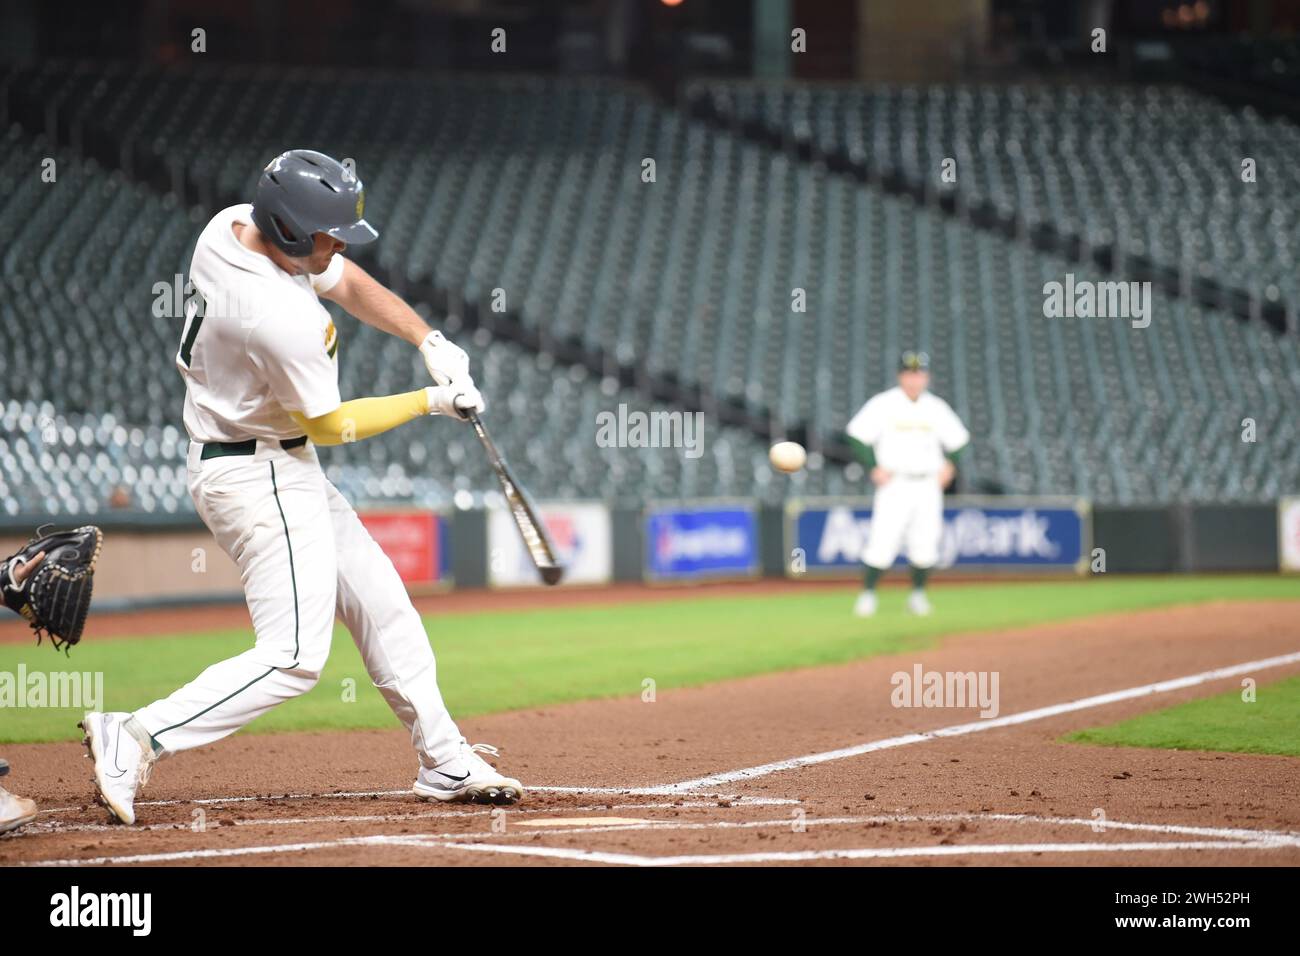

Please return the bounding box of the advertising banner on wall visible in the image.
[357,510,449,586]
[644,502,759,581]
[785,497,1091,575]
[488,502,612,587]
[1279,497,1300,571]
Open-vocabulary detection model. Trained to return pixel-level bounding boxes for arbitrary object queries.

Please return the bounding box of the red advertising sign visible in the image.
[358,511,440,585]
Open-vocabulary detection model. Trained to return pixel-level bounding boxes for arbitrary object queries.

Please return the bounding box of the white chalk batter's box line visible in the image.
[17,812,1300,867]
[31,791,795,823]
[18,798,794,838]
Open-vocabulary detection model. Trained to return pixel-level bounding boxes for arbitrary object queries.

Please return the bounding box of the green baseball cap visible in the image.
[899,350,930,372]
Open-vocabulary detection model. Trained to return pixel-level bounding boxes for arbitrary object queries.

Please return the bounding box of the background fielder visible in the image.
[846,351,970,618]
[82,149,522,825]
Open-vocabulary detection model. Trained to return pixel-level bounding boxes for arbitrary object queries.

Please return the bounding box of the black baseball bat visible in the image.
[465,410,564,586]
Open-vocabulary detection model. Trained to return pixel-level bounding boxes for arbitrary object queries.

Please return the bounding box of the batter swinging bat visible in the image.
[465,410,564,585]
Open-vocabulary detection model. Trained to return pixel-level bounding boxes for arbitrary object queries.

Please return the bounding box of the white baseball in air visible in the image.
[769,440,807,474]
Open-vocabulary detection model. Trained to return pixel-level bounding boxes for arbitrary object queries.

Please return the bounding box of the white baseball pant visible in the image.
[132,441,462,768]
[862,474,943,569]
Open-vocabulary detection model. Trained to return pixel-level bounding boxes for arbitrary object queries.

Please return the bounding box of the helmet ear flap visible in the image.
[250,201,313,257]
[269,213,298,247]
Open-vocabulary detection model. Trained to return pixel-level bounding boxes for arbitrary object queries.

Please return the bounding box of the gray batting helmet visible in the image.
[250,149,378,257]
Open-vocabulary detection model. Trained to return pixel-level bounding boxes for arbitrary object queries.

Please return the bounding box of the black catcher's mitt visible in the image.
[1,526,103,651]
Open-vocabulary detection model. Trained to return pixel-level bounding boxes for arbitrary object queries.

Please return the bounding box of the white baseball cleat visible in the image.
[0,785,38,834]
[80,711,155,825]
[853,590,878,618]
[907,590,933,616]
[414,741,524,806]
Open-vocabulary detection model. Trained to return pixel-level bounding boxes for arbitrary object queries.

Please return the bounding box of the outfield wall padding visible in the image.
[1091,507,1182,573]
[612,507,644,582]
[450,508,488,589]
[1186,504,1279,572]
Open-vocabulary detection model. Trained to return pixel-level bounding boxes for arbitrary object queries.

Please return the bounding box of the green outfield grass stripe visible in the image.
[1065,674,1300,757]
[3,576,1298,744]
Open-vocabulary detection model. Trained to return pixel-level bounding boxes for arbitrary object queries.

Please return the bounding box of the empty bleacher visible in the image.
[690,80,1300,329]
[1,62,1296,512]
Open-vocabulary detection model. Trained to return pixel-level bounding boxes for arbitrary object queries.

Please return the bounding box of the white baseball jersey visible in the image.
[846,387,969,476]
[134,203,471,778]
[177,204,345,443]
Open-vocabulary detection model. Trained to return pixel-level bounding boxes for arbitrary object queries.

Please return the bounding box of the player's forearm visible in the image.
[292,389,430,446]
[325,260,431,346]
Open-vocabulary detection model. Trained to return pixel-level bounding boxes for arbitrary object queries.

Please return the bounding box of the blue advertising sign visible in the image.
[645,504,759,581]
[787,497,1090,575]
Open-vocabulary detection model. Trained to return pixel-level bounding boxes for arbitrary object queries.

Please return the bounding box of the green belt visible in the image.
[200,436,309,460]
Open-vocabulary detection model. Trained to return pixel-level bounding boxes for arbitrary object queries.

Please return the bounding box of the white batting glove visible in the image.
[425,380,485,420]
[419,330,470,387]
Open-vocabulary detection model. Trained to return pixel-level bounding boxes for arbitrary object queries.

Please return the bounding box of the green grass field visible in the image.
[1066,675,1300,757]
[2,575,1298,743]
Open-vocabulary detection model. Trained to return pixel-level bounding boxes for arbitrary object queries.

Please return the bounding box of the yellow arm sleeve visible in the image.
[290,389,430,446]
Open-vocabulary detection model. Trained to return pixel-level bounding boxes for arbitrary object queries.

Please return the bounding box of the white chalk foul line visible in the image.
[656,650,1300,793]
